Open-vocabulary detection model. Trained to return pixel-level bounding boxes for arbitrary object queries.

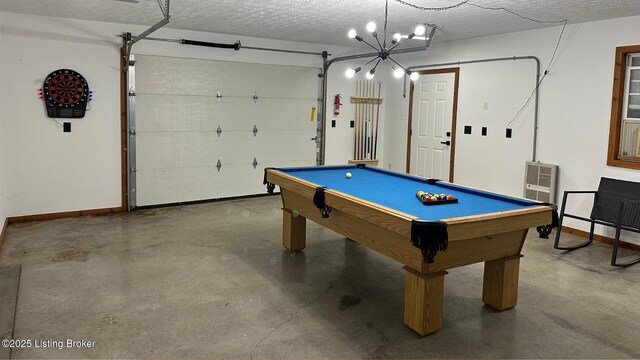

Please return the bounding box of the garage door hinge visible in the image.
[253,125,258,136]
[253,157,258,169]
[216,159,222,171]
[216,125,222,137]
[216,91,222,102]
[253,91,259,104]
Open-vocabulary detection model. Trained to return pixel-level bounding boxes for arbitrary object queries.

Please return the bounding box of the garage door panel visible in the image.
[212,97,262,131]
[254,130,316,162]
[213,132,257,165]
[137,132,216,170]
[253,99,317,131]
[212,62,317,98]
[137,166,218,206]
[137,94,213,132]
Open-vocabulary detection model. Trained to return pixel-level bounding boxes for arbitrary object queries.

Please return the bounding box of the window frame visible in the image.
[608,44,640,169]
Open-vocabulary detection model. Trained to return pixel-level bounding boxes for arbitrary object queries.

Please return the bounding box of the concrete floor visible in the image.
[1,196,639,359]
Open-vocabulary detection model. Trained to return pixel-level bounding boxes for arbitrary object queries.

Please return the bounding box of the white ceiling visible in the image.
[0,0,639,46]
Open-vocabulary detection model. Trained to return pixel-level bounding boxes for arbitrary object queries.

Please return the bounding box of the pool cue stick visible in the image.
[364,80,369,160]
[357,80,362,159]
[353,81,360,160]
[373,82,381,160]
[360,80,365,160]
[370,80,375,158]
[370,82,375,160]
[355,80,360,160]
[367,80,372,159]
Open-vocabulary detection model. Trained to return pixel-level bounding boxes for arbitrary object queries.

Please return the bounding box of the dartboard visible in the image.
[43,69,89,118]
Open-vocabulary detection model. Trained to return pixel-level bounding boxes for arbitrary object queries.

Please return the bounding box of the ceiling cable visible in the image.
[393,0,469,11]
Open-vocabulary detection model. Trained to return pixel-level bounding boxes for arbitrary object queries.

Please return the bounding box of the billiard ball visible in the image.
[346,172,352,179]
[447,195,455,200]
[439,194,446,200]
[431,196,438,201]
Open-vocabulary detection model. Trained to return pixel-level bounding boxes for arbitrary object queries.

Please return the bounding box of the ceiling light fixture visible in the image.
[344,0,434,81]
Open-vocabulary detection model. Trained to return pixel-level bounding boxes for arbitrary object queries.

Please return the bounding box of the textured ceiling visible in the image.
[0,0,639,46]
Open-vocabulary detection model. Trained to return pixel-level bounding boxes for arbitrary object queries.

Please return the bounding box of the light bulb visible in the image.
[393,33,402,42]
[366,21,376,33]
[348,29,357,39]
[414,25,426,36]
[410,72,420,81]
[346,68,356,78]
[366,71,374,80]
[393,68,404,78]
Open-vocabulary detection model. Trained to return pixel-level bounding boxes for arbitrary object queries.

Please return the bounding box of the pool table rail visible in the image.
[266,168,552,241]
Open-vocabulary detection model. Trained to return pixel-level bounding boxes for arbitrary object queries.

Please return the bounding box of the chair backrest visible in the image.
[590,177,640,229]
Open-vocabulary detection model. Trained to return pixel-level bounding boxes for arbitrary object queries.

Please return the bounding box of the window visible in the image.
[608,45,640,169]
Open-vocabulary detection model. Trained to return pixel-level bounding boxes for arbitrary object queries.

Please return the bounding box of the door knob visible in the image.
[440,140,451,145]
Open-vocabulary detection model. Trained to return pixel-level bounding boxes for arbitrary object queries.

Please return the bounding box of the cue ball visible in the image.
[346,172,352,179]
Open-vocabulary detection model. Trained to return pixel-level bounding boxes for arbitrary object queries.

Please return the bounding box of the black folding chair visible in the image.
[554,177,640,267]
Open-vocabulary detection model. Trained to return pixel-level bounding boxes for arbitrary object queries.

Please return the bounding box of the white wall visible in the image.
[383,15,640,243]
[0,21,9,226]
[0,11,356,217]
[323,61,389,166]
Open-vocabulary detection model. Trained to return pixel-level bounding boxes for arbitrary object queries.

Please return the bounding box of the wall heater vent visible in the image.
[524,161,558,204]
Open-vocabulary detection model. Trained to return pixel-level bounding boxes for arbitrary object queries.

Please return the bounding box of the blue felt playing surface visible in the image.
[278,165,539,221]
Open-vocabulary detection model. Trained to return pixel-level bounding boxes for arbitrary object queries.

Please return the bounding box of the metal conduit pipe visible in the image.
[405,56,541,162]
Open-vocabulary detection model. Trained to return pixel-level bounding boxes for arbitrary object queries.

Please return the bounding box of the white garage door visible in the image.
[133,55,319,207]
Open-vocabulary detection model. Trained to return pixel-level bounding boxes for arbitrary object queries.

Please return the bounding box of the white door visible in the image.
[409,72,455,180]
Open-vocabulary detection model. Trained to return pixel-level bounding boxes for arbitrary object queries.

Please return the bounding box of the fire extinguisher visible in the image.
[334,94,342,116]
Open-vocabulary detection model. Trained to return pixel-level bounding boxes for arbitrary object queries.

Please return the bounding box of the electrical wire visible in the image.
[506,19,567,128]
[467,3,567,24]
[393,0,469,11]
[392,0,569,129]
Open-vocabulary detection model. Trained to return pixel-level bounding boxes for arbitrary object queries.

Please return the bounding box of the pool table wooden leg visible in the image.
[403,266,447,336]
[482,254,523,311]
[283,209,306,252]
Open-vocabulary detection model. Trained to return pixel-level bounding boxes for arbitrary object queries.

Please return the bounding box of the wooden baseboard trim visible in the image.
[0,218,8,253]
[7,207,123,224]
[562,226,640,252]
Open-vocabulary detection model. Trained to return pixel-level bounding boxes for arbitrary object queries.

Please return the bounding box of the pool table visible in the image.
[264,164,555,336]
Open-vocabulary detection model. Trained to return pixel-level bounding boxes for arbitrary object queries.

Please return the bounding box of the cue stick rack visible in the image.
[351,80,382,162]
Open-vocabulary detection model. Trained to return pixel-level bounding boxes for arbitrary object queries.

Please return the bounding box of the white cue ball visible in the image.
[346,172,352,179]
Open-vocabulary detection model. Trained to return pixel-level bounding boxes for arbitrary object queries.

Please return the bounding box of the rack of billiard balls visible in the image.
[416,191,458,205]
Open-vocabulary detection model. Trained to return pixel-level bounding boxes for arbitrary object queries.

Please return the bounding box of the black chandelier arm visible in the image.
[359,38,381,52]
[370,58,383,73]
[388,57,408,71]
[356,56,382,70]
[388,35,413,51]
[372,32,383,50]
